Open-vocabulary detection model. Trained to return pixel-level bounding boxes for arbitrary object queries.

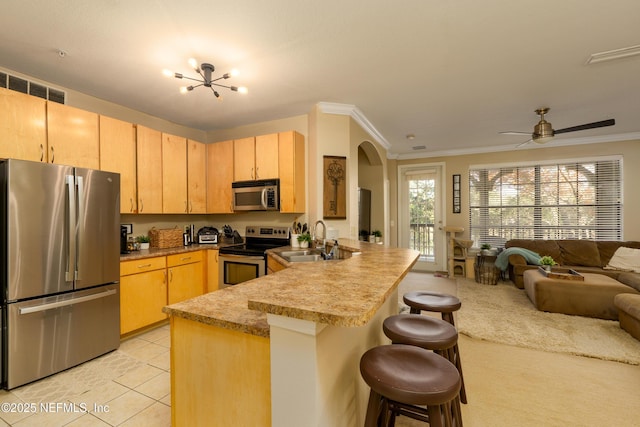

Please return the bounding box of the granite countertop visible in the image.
[120,243,234,261]
[162,239,420,338]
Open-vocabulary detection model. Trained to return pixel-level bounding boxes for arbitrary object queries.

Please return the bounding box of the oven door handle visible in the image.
[220,253,265,261]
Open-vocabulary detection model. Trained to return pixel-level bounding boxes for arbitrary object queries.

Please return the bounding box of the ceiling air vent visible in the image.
[0,70,66,104]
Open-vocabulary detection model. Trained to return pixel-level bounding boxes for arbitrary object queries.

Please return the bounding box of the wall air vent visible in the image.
[0,70,66,104]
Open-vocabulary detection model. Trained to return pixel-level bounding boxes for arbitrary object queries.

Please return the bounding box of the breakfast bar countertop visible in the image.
[162,239,420,337]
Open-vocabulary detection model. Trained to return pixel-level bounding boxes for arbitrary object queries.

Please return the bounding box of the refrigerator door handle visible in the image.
[66,175,77,282]
[75,175,84,280]
[18,289,117,315]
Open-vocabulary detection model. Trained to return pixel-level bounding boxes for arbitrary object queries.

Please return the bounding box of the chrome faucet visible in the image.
[313,220,326,248]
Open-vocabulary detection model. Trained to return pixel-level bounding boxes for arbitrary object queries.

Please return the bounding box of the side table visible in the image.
[474,253,500,285]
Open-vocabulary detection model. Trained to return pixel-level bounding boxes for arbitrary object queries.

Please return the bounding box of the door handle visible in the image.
[19,289,117,314]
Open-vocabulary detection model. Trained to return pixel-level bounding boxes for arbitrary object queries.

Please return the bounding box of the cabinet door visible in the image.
[0,88,47,161]
[168,261,204,305]
[233,137,256,181]
[278,131,306,213]
[162,133,188,213]
[120,269,167,335]
[100,116,137,214]
[136,125,163,213]
[47,102,99,169]
[207,249,219,292]
[255,133,279,179]
[187,139,207,213]
[206,140,234,213]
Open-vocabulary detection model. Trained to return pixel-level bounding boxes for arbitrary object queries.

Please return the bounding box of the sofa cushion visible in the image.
[506,239,561,264]
[558,240,601,267]
[617,272,640,292]
[598,241,640,267]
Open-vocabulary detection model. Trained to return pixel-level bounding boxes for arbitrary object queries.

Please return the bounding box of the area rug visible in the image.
[455,278,640,365]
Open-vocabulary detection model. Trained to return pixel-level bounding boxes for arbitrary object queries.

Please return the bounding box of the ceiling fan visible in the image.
[501,107,615,147]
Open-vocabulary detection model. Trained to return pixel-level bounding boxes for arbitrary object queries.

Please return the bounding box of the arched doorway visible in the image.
[357,141,385,243]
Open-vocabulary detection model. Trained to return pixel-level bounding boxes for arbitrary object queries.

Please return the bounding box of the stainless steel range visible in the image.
[218,226,289,288]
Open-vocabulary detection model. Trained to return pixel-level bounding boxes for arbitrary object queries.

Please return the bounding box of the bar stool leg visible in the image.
[453,342,467,404]
[364,389,383,427]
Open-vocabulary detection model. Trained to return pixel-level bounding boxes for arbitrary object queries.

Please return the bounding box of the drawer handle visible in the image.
[137,263,152,268]
[181,256,192,262]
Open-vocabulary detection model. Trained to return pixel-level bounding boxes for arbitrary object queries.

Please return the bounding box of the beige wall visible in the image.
[392,139,640,243]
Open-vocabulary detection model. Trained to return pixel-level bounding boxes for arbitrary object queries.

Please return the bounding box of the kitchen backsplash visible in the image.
[121,212,305,240]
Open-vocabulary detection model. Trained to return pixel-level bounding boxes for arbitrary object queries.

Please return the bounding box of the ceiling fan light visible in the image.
[533,135,554,144]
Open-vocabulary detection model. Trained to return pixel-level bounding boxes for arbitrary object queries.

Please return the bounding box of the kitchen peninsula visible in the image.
[163,239,419,427]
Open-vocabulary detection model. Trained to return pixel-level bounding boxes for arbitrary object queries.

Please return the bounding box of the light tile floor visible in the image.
[0,324,172,427]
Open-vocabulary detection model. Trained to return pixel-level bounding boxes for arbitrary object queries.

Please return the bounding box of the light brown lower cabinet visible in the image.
[120,251,205,336]
[120,257,168,335]
[167,252,204,305]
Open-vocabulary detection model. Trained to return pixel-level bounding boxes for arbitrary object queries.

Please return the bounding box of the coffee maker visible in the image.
[120,225,129,254]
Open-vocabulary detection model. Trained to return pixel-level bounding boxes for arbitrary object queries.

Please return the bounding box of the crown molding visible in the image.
[316,102,391,150]
[394,131,640,160]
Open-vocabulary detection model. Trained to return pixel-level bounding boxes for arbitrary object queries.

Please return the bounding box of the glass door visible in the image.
[398,164,446,272]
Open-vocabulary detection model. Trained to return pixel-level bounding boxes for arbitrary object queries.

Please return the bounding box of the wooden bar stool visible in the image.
[403,291,461,326]
[360,344,462,427]
[403,291,467,404]
[384,313,467,405]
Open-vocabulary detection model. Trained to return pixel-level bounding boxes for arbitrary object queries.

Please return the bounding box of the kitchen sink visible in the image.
[286,254,323,262]
[279,249,324,262]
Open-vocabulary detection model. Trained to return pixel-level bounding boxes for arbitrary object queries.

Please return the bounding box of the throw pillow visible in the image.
[604,247,640,272]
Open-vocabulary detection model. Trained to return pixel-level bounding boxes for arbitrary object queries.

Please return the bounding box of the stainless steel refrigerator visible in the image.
[0,159,121,389]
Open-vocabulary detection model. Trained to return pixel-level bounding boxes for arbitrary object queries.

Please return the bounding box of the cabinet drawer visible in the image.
[167,251,203,267]
[120,256,167,276]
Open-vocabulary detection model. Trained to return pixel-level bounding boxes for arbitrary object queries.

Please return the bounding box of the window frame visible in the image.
[468,155,623,248]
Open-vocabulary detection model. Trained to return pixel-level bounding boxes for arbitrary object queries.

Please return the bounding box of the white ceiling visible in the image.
[2,1,640,158]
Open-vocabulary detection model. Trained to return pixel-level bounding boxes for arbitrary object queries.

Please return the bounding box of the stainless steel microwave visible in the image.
[232,179,280,211]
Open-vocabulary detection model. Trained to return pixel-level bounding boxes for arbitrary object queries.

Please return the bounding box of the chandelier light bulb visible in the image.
[237,86,248,94]
[230,69,239,77]
[188,58,198,70]
[179,86,188,94]
[162,69,173,78]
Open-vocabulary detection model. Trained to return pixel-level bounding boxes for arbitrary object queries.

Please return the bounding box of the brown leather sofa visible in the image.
[504,239,640,290]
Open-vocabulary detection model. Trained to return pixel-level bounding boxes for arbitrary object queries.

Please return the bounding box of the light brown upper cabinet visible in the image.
[99,116,137,214]
[47,102,99,169]
[233,134,279,181]
[162,133,188,214]
[136,125,163,214]
[187,139,207,214]
[206,140,234,214]
[0,88,47,162]
[278,131,305,213]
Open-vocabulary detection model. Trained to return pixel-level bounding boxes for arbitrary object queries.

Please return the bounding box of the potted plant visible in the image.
[373,230,382,243]
[480,243,492,255]
[297,232,312,249]
[136,234,150,250]
[539,255,556,271]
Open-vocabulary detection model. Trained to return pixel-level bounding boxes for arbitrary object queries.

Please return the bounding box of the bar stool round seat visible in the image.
[403,291,461,325]
[384,313,468,405]
[383,314,457,351]
[360,344,461,426]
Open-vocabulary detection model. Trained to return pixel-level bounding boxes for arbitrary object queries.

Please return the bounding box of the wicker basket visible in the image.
[148,227,183,249]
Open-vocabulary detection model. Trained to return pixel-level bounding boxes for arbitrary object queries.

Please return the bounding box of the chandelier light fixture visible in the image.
[163,58,247,99]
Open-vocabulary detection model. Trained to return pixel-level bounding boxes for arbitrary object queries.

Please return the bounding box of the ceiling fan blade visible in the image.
[554,119,615,135]
[516,138,533,148]
[500,131,531,135]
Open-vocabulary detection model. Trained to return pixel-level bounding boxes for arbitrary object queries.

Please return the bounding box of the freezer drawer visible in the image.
[3,284,120,389]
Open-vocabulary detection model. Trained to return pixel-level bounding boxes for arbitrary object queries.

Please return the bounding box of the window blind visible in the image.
[469,157,622,248]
